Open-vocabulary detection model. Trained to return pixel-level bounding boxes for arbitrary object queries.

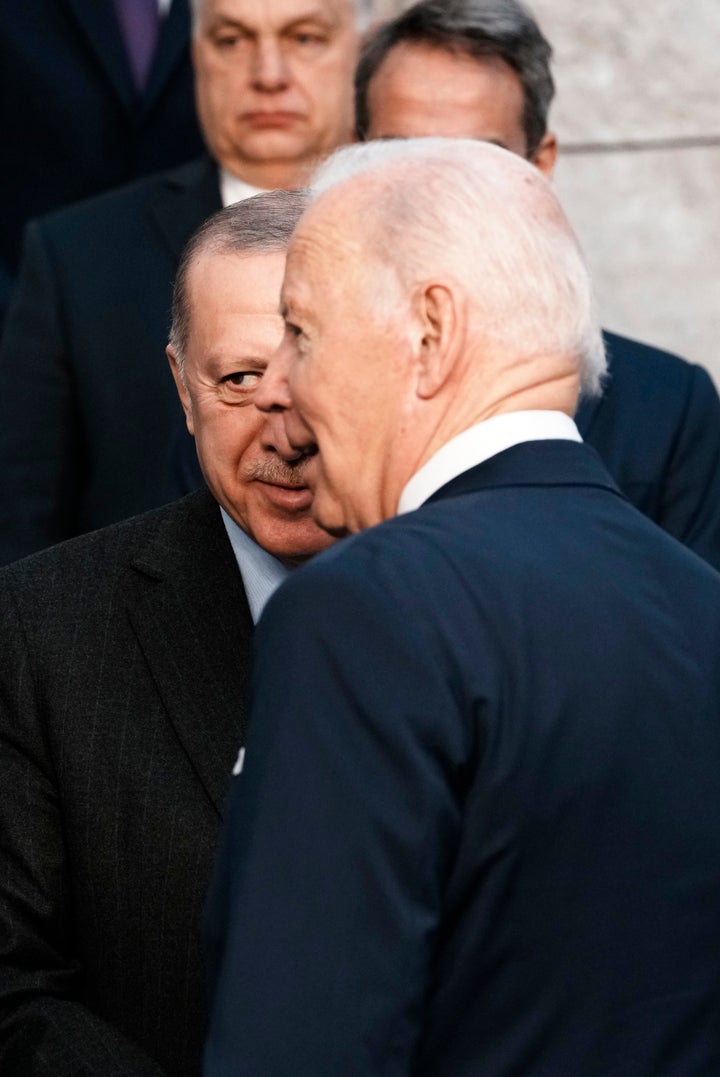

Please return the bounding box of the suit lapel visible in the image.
[64,0,136,113]
[126,491,253,817]
[148,157,222,262]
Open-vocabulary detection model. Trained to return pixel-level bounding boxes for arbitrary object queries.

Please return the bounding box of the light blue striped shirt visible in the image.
[220,508,290,624]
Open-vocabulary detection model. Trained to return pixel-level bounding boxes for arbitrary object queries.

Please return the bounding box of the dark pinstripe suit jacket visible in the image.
[0,488,252,1076]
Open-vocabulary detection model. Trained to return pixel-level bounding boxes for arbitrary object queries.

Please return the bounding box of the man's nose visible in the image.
[251,37,290,92]
[259,410,305,462]
[256,341,293,414]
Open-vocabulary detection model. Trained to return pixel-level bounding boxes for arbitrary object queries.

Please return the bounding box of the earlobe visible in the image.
[532,132,558,178]
[166,345,195,436]
[415,284,460,401]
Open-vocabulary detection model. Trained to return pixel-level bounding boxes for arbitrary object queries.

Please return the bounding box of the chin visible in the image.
[309,487,353,539]
[311,509,350,540]
[238,130,307,160]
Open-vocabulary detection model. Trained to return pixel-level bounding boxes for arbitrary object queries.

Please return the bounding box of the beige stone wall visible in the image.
[371,0,720,386]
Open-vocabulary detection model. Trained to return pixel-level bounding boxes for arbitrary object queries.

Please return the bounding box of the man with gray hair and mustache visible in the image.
[206,139,720,1075]
[0,190,332,1077]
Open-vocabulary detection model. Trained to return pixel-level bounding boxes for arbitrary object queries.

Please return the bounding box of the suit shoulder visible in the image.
[0,492,213,601]
[602,330,716,395]
[264,513,456,626]
[27,157,214,241]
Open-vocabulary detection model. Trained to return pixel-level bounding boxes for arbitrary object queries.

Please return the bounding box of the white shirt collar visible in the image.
[220,169,268,209]
[398,411,582,515]
[157,0,172,17]
[220,508,291,623]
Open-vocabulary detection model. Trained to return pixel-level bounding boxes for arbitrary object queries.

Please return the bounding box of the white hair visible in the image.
[190,0,376,34]
[310,138,607,398]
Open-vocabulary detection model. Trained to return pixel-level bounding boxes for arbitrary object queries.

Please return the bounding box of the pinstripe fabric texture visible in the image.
[0,488,252,1076]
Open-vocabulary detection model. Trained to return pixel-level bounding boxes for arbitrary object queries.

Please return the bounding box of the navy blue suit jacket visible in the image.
[577,332,720,569]
[0,0,204,325]
[206,441,720,1076]
[0,156,221,565]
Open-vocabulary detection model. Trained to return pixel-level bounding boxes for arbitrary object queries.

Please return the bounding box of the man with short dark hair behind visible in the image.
[0,190,332,1077]
[205,139,720,1076]
[353,0,720,570]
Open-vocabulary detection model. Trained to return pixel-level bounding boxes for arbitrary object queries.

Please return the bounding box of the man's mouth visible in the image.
[257,481,313,512]
[243,110,302,129]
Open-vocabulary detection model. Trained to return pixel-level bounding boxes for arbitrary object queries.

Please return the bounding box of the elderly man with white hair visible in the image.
[206,139,720,1076]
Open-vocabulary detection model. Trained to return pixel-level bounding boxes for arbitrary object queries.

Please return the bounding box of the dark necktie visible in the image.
[114,0,160,92]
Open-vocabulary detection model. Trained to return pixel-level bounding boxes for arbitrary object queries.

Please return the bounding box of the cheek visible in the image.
[201,62,244,109]
[196,405,255,465]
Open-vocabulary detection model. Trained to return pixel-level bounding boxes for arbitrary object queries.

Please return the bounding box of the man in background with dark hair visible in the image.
[354,0,720,570]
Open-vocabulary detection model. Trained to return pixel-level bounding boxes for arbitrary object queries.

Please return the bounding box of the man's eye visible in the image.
[212,30,248,49]
[223,371,262,389]
[287,28,328,49]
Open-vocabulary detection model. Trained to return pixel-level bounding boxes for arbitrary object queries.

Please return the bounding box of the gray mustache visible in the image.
[245,458,313,486]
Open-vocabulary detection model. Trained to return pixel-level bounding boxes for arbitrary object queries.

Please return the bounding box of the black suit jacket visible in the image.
[206,441,720,1076]
[0,488,252,1076]
[0,0,204,324]
[0,157,221,565]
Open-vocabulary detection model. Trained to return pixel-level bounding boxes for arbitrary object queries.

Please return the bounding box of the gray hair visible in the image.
[190,0,376,34]
[311,139,606,397]
[355,0,554,157]
[169,189,309,378]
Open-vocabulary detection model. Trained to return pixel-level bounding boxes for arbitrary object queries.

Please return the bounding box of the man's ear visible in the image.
[166,344,195,436]
[531,131,558,177]
[414,283,463,400]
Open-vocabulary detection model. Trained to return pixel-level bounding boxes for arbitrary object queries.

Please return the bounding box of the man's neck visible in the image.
[224,158,318,193]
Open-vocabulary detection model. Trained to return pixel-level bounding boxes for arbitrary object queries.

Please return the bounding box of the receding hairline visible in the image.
[169,189,310,373]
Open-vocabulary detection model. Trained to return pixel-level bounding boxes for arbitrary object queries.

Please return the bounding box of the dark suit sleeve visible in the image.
[205,549,471,1077]
[655,364,720,570]
[0,579,165,1076]
[0,223,85,565]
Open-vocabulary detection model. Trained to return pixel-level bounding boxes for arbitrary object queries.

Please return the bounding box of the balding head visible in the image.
[310,138,604,397]
[256,138,605,536]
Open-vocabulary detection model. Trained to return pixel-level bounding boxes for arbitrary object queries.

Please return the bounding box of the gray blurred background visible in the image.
[374,0,720,386]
